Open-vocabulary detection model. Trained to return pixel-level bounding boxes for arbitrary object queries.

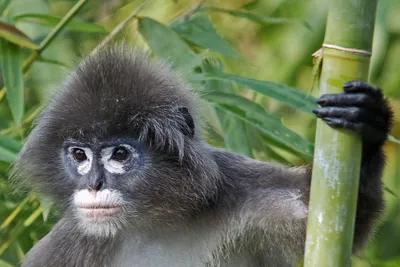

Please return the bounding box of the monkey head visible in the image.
[11,47,221,237]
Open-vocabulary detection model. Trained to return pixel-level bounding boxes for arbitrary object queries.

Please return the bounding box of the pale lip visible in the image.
[77,206,122,219]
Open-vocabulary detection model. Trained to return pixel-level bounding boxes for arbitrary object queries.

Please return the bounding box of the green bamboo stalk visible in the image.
[304,1,378,266]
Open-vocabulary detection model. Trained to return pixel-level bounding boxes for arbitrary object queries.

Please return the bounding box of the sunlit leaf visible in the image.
[198,7,312,30]
[0,21,38,49]
[138,17,202,71]
[171,14,241,58]
[203,71,317,114]
[204,92,314,160]
[0,39,24,125]
[14,14,107,33]
[0,133,22,163]
[23,207,43,227]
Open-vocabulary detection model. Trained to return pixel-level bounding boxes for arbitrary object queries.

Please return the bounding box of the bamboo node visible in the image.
[322,43,372,56]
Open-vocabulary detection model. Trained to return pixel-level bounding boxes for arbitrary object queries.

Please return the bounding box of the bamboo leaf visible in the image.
[0,133,22,163]
[14,14,107,33]
[138,17,202,70]
[0,39,24,125]
[201,59,253,157]
[0,0,11,16]
[23,207,43,227]
[0,195,32,230]
[198,7,312,30]
[0,21,39,50]
[171,14,241,58]
[204,92,314,160]
[0,258,14,267]
[203,71,317,114]
[384,186,399,198]
[38,195,53,221]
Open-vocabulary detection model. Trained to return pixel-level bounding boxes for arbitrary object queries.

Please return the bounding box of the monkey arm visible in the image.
[211,145,383,262]
[211,81,392,257]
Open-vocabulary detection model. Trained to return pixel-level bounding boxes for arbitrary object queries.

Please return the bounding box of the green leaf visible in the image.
[240,0,260,10]
[198,7,312,30]
[0,0,11,16]
[138,17,202,71]
[204,92,314,160]
[201,59,252,157]
[0,39,24,125]
[384,186,399,198]
[0,133,22,163]
[203,71,317,114]
[23,207,43,227]
[14,14,107,33]
[0,258,13,267]
[0,21,38,50]
[38,195,53,221]
[0,195,32,230]
[171,14,241,58]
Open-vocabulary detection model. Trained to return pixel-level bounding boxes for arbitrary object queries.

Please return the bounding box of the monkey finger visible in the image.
[317,93,379,109]
[312,107,387,129]
[343,81,383,97]
[321,117,387,145]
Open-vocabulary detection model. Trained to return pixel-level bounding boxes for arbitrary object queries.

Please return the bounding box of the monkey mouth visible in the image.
[76,205,122,219]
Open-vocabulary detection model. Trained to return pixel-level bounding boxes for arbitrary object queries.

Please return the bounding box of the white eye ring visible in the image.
[68,147,93,175]
[101,145,138,174]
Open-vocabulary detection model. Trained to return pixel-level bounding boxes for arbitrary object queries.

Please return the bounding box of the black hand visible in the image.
[312,81,393,148]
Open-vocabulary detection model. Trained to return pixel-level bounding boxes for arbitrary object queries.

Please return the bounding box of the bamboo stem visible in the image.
[304,1,378,266]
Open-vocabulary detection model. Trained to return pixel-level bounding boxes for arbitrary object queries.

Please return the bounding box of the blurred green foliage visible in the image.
[0,0,399,266]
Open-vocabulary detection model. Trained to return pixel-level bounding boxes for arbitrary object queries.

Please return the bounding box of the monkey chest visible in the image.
[111,231,261,267]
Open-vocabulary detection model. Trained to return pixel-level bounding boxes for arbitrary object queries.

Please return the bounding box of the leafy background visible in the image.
[0,0,399,266]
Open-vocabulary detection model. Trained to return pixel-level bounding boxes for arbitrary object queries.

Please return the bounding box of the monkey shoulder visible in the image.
[208,147,309,187]
[207,147,310,219]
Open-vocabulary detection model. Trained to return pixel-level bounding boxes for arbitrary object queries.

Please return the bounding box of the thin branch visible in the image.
[94,0,150,53]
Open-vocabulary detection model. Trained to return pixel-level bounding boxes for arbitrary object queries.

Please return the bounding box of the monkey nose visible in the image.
[87,179,104,193]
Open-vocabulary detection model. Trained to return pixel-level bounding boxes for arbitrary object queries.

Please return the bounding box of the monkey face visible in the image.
[60,137,147,236]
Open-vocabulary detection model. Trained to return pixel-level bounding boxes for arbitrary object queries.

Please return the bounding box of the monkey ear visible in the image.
[177,107,195,138]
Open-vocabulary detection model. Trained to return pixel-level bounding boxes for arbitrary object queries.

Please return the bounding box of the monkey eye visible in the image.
[71,148,87,162]
[110,146,130,162]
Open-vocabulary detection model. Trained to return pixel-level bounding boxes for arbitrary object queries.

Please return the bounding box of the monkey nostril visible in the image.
[88,180,104,192]
[95,180,103,191]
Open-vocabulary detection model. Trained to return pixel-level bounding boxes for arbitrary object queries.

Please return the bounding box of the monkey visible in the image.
[11,46,393,267]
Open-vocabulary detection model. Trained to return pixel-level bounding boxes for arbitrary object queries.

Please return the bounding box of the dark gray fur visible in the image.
[11,46,392,267]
